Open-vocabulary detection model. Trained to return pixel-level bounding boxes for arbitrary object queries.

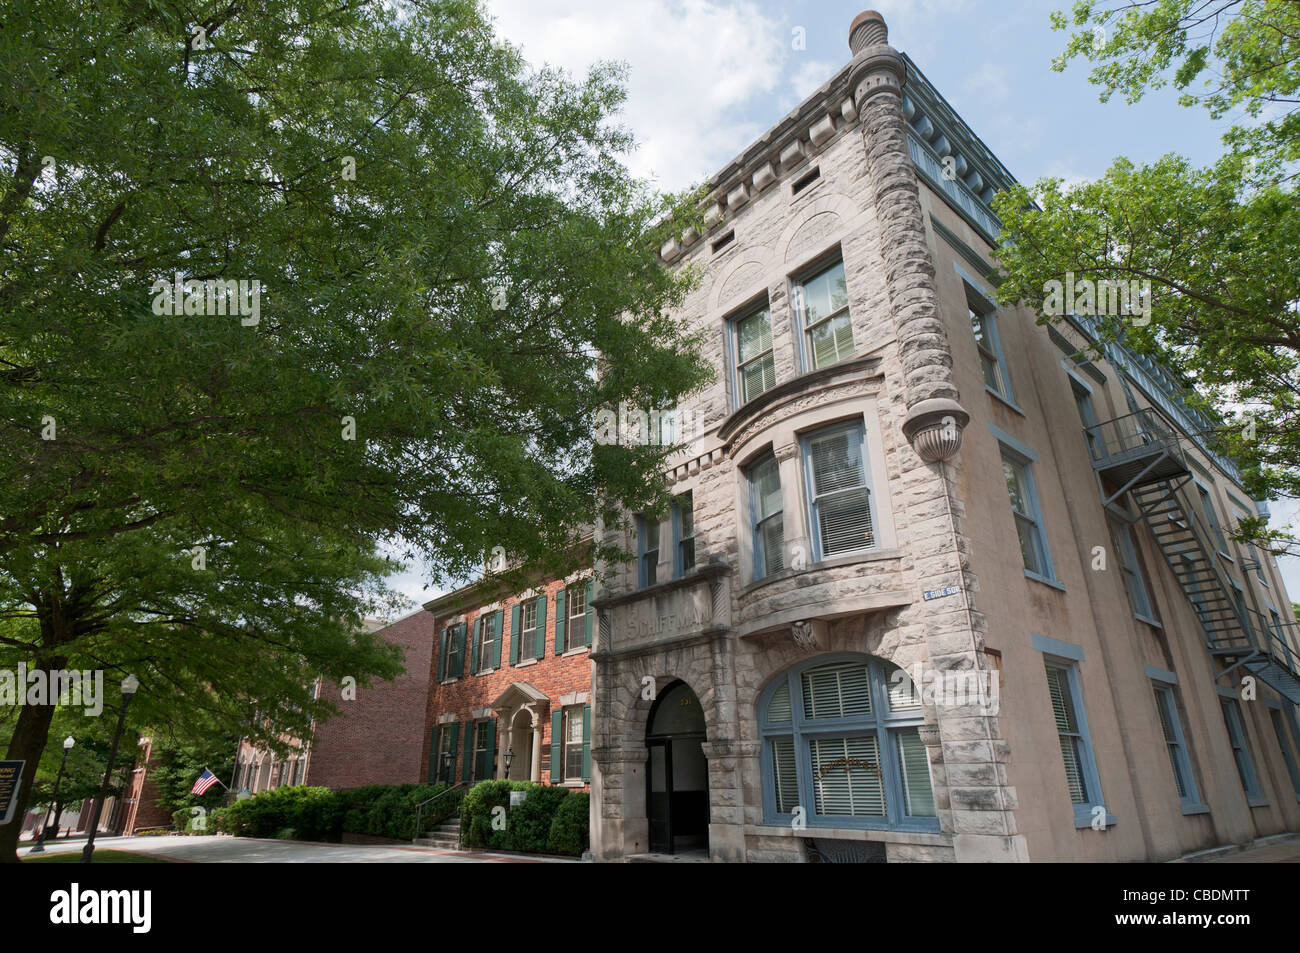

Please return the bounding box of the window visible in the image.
[295,757,306,786]
[440,623,466,681]
[1152,683,1202,811]
[558,581,589,653]
[472,719,496,782]
[1071,379,1100,461]
[748,453,784,579]
[563,706,585,782]
[1269,707,1300,798]
[1108,512,1156,621]
[791,166,820,195]
[1196,483,1229,556]
[436,724,458,784]
[1229,580,1252,636]
[794,259,853,370]
[803,422,875,559]
[1001,450,1054,581]
[672,494,695,577]
[521,600,539,660]
[733,305,775,405]
[969,296,1010,399]
[474,611,499,673]
[1043,658,1106,825]
[758,654,937,831]
[1220,696,1262,801]
[637,515,660,588]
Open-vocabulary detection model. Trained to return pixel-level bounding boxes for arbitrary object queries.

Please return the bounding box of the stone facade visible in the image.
[589,10,1300,862]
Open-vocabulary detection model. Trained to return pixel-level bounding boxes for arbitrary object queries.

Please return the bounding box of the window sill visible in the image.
[440,677,460,685]
[1024,571,1066,593]
[1247,795,1270,809]
[562,646,590,658]
[740,547,904,597]
[1180,802,1211,816]
[1073,811,1117,830]
[475,668,496,676]
[515,658,538,668]
[557,780,586,789]
[985,386,1026,416]
[755,821,946,840]
[1134,614,1162,630]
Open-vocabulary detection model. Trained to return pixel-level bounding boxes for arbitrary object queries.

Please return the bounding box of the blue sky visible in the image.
[383,0,1299,609]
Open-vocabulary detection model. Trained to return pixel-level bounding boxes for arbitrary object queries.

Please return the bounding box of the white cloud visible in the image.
[790,58,839,102]
[963,62,1010,103]
[484,0,787,190]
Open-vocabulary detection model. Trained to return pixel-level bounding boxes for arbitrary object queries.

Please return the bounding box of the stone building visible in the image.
[586,10,1300,862]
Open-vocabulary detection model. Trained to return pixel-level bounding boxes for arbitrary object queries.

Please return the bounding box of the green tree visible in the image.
[0,0,709,861]
[992,1,1299,551]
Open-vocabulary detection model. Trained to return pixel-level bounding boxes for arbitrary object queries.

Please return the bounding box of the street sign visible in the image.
[0,761,25,825]
[923,585,961,601]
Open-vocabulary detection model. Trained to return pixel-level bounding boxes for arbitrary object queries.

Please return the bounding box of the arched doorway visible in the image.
[645,681,709,854]
[508,709,534,780]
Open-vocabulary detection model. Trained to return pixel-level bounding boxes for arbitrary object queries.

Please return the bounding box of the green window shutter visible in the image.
[456,623,468,678]
[555,588,567,655]
[470,617,482,673]
[492,610,503,669]
[462,722,474,783]
[584,578,595,647]
[435,629,446,681]
[485,719,497,779]
[581,704,592,782]
[550,708,563,784]
[427,727,440,783]
[510,603,521,666]
[536,593,548,657]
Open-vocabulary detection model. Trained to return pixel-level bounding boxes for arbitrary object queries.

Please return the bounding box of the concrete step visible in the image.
[414,833,461,849]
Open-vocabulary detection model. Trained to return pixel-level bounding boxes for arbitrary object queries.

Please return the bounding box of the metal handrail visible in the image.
[1083,407,1183,466]
[413,783,463,841]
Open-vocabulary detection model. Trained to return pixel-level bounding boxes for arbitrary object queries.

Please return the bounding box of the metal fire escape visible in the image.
[1084,408,1300,704]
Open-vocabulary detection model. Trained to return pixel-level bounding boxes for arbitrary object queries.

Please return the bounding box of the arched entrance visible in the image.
[645,681,709,854]
[508,708,534,780]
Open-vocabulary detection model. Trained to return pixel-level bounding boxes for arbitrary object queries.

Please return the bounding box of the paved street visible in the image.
[21,834,574,864]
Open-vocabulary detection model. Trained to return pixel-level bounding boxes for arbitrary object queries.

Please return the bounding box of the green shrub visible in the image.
[208,807,228,834]
[172,805,214,834]
[460,781,579,854]
[221,786,342,840]
[275,827,298,840]
[506,785,570,853]
[218,782,462,843]
[338,783,461,840]
[546,792,589,856]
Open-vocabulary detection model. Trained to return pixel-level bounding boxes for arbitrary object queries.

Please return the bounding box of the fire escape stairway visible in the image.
[1085,410,1300,706]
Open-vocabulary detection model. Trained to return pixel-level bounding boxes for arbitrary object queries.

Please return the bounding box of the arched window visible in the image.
[758,653,938,831]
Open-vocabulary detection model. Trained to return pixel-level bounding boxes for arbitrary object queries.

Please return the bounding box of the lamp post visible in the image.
[81,675,139,863]
[503,747,514,780]
[28,735,75,855]
[440,750,451,784]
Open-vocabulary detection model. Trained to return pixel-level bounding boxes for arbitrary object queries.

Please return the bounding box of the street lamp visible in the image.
[503,747,514,779]
[81,675,139,863]
[439,750,452,783]
[28,735,75,855]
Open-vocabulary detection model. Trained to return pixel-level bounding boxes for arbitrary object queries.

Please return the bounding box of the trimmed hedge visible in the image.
[220,783,462,842]
[460,780,588,856]
[171,806,214,835]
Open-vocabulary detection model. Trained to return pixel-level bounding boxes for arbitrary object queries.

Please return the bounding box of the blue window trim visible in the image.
[1265,700,1300,800]
[1151,681,1207,815]
[1144,664,1177,685]
[756,652,941,833]
[1032,633,1084,662]
[1284,703,1300,801]
[725,298,774,412]
[800,420,878,563]
[960,271,1015,405]
[1193,478,1232,561]
[635,514,659,589]
[1107,509,1159,625]
[670,495,693,579]
[1035,649,1111,828]
[747,452,782,581]
[993,436,1057,585]
[1216,689,1266,805]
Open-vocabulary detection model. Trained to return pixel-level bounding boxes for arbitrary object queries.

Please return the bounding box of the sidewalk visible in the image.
[1179,833,1300,863]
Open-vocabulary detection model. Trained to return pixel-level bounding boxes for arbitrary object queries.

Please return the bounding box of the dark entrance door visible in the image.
[645,681,708,854]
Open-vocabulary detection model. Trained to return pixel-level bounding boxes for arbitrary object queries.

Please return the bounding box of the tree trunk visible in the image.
[0,693,60,862]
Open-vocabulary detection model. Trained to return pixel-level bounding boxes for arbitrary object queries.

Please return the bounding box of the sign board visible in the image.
[509,790,527,807]
[923,585,961,601]
[0,761,24,825]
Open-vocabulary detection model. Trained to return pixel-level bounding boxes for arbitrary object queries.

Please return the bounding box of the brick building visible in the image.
[423,571,595,789]
[583,10,1300,862]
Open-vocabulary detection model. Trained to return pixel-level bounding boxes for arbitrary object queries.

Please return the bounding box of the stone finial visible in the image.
[848,10,888,53]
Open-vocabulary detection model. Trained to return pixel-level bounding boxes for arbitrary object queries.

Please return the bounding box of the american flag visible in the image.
[191,769,220,796]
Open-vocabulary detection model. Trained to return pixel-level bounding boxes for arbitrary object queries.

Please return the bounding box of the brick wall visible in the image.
[425,577,593,788]
[304,609,436,789]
